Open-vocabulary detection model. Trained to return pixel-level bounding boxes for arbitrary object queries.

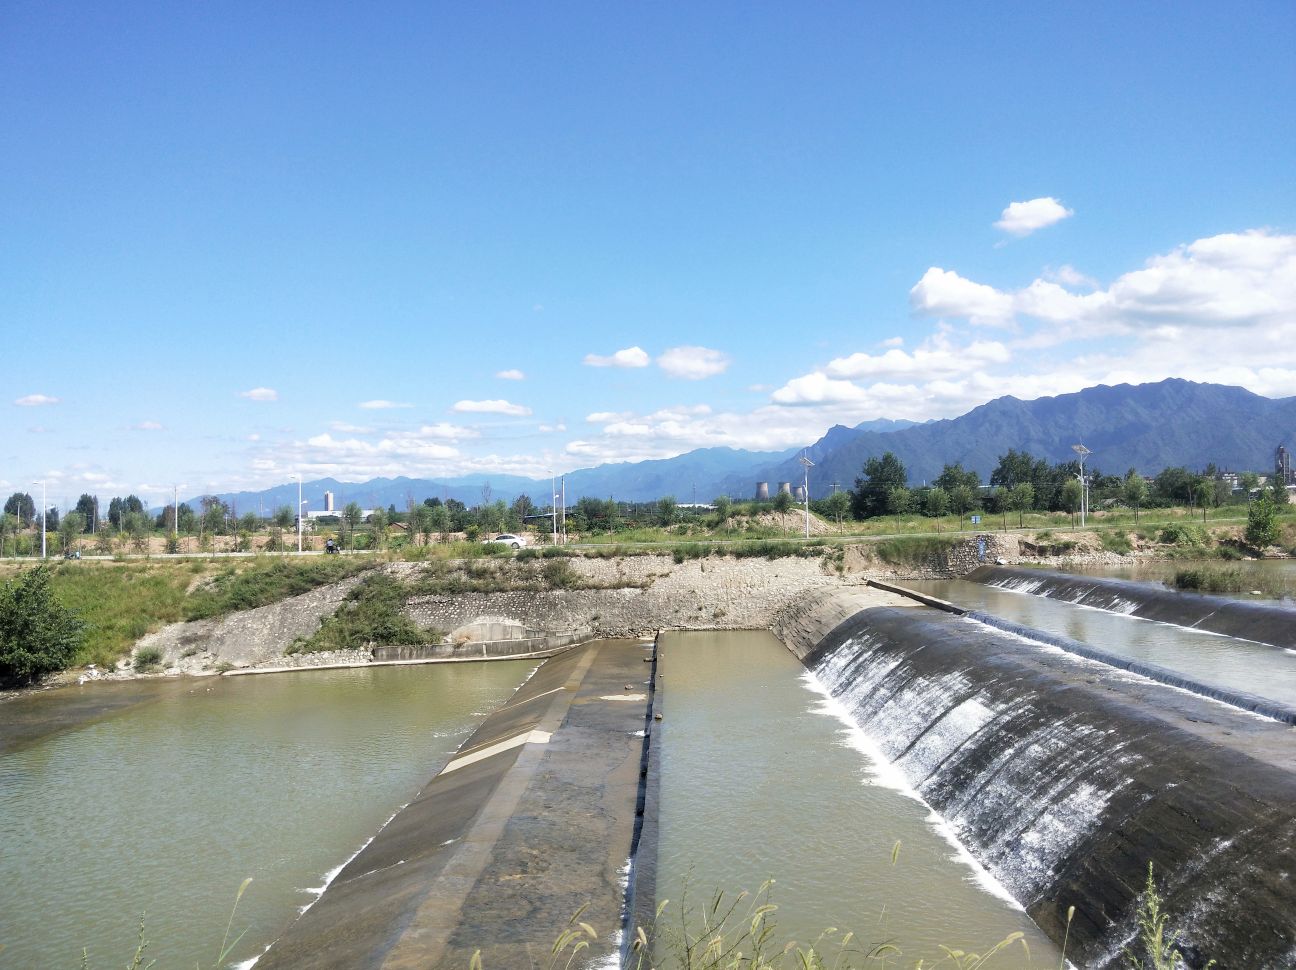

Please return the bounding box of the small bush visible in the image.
[132,645,164,671]
[1158,524,1207,546]
[1100,531,1132,555]
[541,559,579,589]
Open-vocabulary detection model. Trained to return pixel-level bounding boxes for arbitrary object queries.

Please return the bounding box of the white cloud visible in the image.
[496,369,526,381]
[913,229,1296,334]
[247,433,261,442]
[880,336,904,348]
[657,346,732,380]
[133,421,163,431]
[583,346,651,368]
[358,400,413,410]
[330,421,375,434]
[821,335,1010,381]
[771,373,872,406]
[994,197,1074,236]
[1044,264,1098,289]
[451,399,533,417]
[910,268,1016,326]
[14,393,59,407]
[239,387,279,402]
[538,422,568,433]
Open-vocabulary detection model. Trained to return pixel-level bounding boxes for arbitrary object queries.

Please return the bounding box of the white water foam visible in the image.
[797,669,1025,910]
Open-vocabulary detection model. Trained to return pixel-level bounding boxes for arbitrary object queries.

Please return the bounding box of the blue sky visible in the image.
[3,2,1294,507]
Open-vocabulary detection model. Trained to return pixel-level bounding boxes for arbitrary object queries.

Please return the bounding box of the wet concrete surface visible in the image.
[258,639,654,970]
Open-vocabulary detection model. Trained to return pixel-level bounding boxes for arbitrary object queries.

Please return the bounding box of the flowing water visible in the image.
[655,630,1058,966]
[908,578,1296,707]
[0,662,533,969]
[1068,559,1296,603]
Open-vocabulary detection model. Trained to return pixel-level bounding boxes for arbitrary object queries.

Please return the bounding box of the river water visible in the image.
[0,662,533,969]
[655,630,1059,967]
[908,578,1296,708]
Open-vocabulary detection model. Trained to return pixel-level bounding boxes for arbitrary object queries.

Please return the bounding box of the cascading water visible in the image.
[802,605,1296,968]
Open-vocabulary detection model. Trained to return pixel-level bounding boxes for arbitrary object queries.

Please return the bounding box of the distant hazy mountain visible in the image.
[194,379,1296,512]
[743,379,1296,498]
[195,446,796,512]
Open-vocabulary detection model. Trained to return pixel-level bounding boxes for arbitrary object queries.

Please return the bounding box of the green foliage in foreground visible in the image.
[290,572,437,654]
[81,864,1211,970]
[184,557,377,621]
[0,566,86,683]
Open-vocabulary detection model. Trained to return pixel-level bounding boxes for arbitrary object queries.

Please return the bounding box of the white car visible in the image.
[484,533,527,550]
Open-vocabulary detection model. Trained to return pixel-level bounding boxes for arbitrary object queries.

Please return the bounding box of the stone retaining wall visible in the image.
[405,554,850,639]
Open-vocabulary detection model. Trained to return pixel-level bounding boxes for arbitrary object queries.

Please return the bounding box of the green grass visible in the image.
[23,561,194,668]
[873,535,959,566]
[1100,531,1133,555]
[183,557,377,620]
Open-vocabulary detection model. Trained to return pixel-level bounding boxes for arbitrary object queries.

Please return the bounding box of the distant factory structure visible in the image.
[755,482,769,500]
[1278,445,1294,486]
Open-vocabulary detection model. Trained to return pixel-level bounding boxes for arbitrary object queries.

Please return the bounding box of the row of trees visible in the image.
[846,451,1290,528]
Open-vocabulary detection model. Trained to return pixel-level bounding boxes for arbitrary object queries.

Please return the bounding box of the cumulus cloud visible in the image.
[657,346,732,380]
[239,387,279,402]
[14,393,59,406]
[451,399,533,416]
[994,197,1074,236]
[913,229,1296,334]
[766,229,1296,425]
[358,400,413,410]
[538,422,567,433]
[821,335,1010,381]
[496,369,526,381]
[132,421,163,431]
[910,268,1016,325]
[583,346,651,368]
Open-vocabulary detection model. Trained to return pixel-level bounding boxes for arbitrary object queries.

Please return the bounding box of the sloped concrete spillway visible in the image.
[775,590,1296,969]
[967,564,1296,650]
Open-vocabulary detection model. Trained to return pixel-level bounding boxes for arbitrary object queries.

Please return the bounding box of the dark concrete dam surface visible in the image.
[967,564,1296,651]
[257,638,653,969]
[796,603,1296,969]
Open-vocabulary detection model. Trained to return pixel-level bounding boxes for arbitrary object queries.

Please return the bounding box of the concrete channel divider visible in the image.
[256,637,658,970]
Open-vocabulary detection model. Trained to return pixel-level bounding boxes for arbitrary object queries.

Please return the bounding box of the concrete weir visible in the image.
[257,639,654,969]
[966,564,1296,651]
[774,589,1296,969]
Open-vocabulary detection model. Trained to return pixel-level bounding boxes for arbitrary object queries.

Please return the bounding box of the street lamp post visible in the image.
[295,475,303,554]
[32,480,46,558]
[550,471,558,546]
[1072,444,1091,528]
[798,453,815,540]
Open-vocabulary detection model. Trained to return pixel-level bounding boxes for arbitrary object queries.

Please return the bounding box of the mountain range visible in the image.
[194,379,1296,512]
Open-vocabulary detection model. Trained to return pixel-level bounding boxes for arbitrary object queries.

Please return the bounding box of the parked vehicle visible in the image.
[483,533,526,550]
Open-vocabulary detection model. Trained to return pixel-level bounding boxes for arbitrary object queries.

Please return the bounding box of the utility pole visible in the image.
[32,480,46,558]
[798,453,814,540]
[550,471,557,545]
[296,475,303,554]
